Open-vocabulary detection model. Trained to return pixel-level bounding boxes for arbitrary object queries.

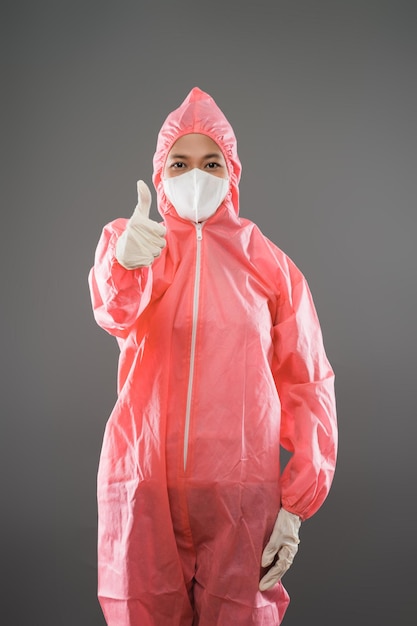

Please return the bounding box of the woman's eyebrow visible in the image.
[203,152,223,160]
[168,153,188,160]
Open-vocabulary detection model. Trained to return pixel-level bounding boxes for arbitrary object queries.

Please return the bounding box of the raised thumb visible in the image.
[136,180,152,218]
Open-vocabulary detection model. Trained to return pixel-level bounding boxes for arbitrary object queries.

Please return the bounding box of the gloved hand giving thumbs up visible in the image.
[116,180,167,269]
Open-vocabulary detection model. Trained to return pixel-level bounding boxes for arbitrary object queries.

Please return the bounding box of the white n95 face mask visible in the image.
[163,168,229,222]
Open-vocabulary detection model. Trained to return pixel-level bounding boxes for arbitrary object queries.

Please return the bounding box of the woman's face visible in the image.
[164,133,228,180]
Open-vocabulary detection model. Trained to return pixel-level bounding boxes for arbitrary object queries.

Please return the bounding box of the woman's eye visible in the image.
[172,162,185,169]
[206,162,220,169]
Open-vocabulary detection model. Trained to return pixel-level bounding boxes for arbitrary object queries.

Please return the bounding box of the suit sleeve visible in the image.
[273,258,338,520]
[88,218,153,338]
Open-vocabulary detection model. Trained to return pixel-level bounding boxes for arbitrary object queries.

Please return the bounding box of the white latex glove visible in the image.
[259,508,301,591]
[116,180,166,269]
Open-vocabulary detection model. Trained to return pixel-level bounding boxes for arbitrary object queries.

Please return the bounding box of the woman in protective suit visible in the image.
[88,86,338,626]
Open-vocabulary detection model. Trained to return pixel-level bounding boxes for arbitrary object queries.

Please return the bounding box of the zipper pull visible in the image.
[195,222,203,240]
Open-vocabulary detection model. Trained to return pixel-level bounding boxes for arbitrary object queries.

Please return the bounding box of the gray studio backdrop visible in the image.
[2,1,416,624]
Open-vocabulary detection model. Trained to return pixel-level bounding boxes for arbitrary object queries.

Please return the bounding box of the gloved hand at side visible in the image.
[259,508,301,591]
[116,180,167,269]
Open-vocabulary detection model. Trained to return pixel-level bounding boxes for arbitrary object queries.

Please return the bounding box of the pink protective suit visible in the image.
[88,87,338,626]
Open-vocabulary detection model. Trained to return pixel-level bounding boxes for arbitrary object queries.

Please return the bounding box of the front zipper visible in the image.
[183,222,203,470]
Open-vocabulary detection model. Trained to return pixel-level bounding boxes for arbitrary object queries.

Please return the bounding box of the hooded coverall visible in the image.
[88,87,338,626]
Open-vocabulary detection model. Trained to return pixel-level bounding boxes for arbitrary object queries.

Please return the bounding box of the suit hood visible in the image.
[152,87,242,219]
